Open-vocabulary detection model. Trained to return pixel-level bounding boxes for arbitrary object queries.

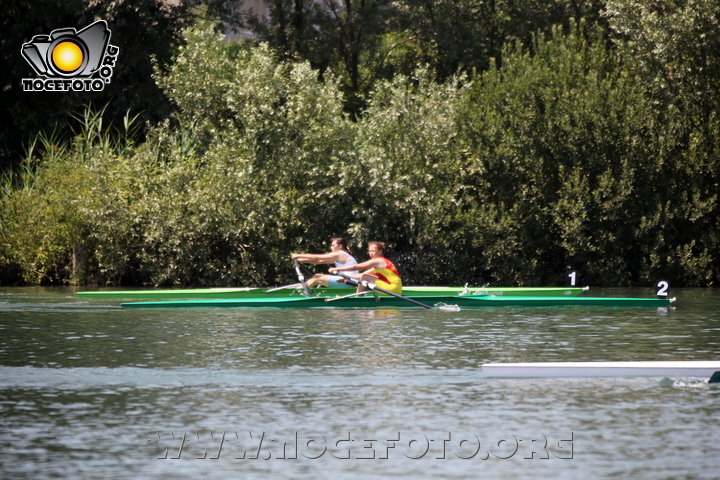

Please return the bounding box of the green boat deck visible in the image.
[78,285,588,299]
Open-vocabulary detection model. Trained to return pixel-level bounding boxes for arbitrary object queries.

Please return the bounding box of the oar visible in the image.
[335,272,434,309]
[293,259,311,297]
[325,291,371,303]
[264,283,302,293]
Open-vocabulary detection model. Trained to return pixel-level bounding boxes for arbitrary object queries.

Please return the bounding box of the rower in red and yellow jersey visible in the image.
[329,241,402,295]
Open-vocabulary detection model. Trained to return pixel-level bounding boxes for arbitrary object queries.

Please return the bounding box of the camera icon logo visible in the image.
[21,20,119,92]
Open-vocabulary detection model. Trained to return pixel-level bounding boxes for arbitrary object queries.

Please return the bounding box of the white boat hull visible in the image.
[482,361,720,379]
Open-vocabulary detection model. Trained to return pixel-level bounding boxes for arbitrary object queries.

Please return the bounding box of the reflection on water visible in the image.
[1,287,719,479]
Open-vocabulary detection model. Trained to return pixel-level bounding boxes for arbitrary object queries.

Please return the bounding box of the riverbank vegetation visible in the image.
[1,1,718,287]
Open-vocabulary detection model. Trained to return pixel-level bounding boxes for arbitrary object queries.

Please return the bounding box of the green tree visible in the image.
[133,25,358,285]
[380,1,608,81]
[348,69,468,283]
[605,0,720,120]
[244,1,399,113]
[239,1,609,111]
[457,22,665,285]
[605,0,720,285]
[1,108,142,284]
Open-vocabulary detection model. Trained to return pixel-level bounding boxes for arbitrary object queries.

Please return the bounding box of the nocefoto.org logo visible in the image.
[21,20,119,92]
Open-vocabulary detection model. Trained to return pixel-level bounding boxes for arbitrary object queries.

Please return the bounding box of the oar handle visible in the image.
[293,259,311,297]
[335,272,433,309]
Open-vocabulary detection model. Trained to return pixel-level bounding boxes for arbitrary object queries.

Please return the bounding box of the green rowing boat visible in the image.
[77,285,588,299]
[120,295,674,309]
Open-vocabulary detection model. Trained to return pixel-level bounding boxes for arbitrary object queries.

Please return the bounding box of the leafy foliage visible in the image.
[1,14,719,287]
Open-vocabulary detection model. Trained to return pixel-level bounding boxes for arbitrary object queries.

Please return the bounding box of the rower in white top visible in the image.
[291,237,359,289]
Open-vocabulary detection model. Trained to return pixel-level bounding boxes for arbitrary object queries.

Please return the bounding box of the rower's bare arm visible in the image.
[292,252,339,264]
[337,258,380,272]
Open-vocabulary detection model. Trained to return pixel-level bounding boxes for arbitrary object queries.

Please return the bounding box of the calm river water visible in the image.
[1,287,718,479]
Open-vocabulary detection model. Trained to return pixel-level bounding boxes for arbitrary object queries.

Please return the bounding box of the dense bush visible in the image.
[1,19,718,287]
[457,23,659,285]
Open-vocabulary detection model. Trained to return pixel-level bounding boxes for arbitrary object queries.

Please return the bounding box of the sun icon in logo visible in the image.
[51,41,84,73]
